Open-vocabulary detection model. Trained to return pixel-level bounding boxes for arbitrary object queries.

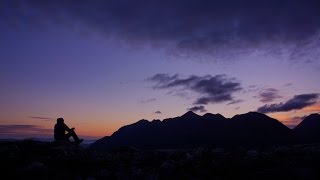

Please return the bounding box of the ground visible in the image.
[1,140,320,180]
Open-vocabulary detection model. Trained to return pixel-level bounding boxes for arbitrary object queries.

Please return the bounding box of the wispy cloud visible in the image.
[140,98,156,104]
[148,73,242,105]
[257,93,319,113]
[283,83,293,87]
[154,111,162,114]
[256,88,282,103]
[227,99,243,105]
[28,116,53,120]
[0,124,52,138]
[292,115,308,121]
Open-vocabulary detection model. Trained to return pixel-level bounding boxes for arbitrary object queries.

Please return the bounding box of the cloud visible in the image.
[283,83,293,87]
[292,115,308,121]
[154,111,162,114]
[28,116,53,120]
[2,0,320,62]
[227,99,243,105]
[243,85,260,93]
[140,98,156,104]
[148,74,242,105]
[0,124,52,138]
[257,93,319,113]
[187,105,207,113]
[257,88,282,103]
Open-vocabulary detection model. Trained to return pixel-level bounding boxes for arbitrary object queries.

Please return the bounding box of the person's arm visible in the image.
[63,123,74,133]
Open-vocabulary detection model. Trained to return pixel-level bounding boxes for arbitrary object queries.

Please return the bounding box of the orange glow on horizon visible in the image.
[302,104,320,113]
[267,103,320,129]
[268,113,300,129]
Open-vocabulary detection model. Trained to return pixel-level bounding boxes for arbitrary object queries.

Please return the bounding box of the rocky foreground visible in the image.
[1,140,320,180]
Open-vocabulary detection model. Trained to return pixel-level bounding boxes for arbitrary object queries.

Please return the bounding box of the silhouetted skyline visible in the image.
[0,0,319,139]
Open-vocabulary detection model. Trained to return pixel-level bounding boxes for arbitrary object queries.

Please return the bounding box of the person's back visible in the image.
[54,118,68,141]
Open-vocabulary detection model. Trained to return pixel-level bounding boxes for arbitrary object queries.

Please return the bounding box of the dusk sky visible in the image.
[0,0,319,140]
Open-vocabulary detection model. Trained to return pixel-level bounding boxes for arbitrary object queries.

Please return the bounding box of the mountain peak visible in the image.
[295,113,320,127]
[306,113,320,119]
[294,113,320,143]
[181,111,200,118]
[246,111,265,116]
[203,113,226,120]
[232,111,266,119]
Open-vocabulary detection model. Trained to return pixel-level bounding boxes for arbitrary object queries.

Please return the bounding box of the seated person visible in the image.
[54,118,83,145]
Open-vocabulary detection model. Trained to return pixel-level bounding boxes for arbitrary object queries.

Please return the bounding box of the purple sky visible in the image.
[0,0,319,139]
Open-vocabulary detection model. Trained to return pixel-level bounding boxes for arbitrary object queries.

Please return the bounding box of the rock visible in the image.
[185,152,193,160]
[111,146,140,153]
[86,178,96,180]
[159,160,175,176]
[0,144,19,158]
[275,146,290,156]
[51,143,88,161]
[246,150,259,158]
[97,169,111,177]
[231,146,247,157]
[29,162,44,169]
[212,148,225,155]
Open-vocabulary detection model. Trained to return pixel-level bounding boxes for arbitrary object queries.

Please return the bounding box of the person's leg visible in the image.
[64,133,72,142]
[67,129,83,144]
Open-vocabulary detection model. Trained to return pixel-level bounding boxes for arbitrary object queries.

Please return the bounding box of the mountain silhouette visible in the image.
[90,111,300,150]
[230,112,295,146]
[294,113,320,143]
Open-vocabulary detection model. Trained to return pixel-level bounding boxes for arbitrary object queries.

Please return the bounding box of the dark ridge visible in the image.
[89,111,305,151]
[230,111,295,146]
[294,113,320,143]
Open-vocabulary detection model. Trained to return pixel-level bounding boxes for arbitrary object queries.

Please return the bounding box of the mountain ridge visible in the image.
[90,112,320,150]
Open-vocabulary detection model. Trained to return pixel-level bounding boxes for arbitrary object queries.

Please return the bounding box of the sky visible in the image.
[0,0,319,140]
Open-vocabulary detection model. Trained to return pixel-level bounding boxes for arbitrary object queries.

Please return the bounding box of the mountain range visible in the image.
[90,112,320,150]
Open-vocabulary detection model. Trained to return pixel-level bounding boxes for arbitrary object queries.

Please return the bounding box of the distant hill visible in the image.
[90,111,298,150]
[294,113,320,143]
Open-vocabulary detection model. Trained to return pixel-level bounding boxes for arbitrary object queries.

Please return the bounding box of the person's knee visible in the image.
[71,130,76,134]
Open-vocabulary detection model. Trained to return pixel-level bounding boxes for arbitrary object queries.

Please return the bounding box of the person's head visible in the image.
[57,118,64,123]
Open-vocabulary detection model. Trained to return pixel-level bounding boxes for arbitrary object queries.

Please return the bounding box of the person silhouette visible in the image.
[54,118,83,145]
